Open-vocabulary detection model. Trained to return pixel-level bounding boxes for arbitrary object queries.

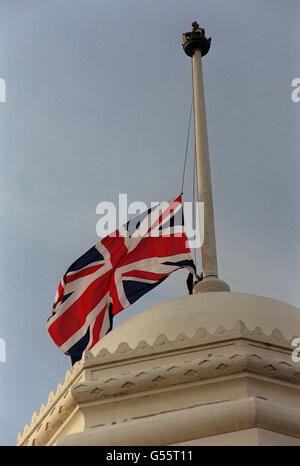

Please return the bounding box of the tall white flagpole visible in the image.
[182,22,230,294]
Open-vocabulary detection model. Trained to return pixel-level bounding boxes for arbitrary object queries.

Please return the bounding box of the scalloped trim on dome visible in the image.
[83,319,295,368]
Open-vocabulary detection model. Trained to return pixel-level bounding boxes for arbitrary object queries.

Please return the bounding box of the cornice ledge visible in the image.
[72,346,300,405]
[56,397,300,446]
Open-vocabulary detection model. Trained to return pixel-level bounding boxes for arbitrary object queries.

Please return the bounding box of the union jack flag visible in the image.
[47,195,196,364]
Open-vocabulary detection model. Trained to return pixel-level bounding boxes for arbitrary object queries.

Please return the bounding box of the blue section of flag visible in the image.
[162,259,196,271]
[66,327,91,365]
[68,246,104,272]
[122,276,168,305]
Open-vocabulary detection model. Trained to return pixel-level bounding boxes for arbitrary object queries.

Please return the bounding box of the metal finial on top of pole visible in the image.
[183,22,230,294]
[182,21,211,57]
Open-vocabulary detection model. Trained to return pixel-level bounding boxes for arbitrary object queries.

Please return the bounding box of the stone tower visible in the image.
[17,293,300,446]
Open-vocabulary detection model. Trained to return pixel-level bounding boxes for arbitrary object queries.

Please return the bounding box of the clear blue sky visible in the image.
[0,0,299,445]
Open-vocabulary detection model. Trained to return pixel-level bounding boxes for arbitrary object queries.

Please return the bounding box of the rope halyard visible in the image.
[180,99,193,195]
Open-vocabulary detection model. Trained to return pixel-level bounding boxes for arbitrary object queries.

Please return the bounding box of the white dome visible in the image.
[91,292,300,355]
